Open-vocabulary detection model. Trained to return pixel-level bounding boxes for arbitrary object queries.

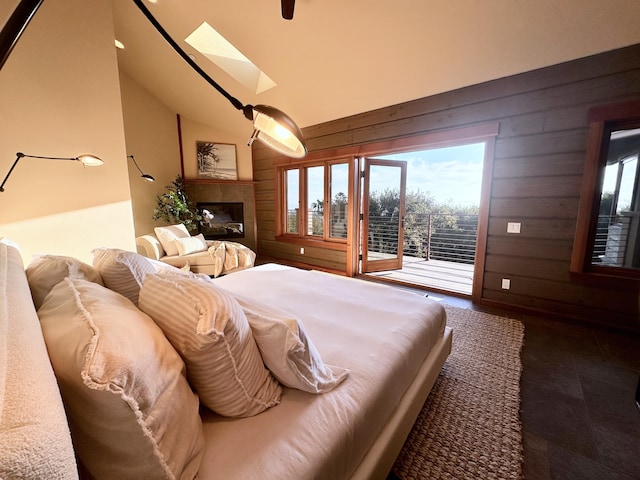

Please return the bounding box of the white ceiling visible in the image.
[111,0,640,140]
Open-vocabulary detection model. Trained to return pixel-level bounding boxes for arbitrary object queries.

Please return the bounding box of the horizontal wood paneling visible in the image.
[484,255,571,282]
[492,175,583,198]
[483,273,638,319]
[492,153,585,178]
[489,197,580,219]
[253,43,640,329]
[485,238,573,262]
[488,218,576,240]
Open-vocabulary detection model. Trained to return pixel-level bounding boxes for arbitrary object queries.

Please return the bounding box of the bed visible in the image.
[201,264,452,480]
[3,240,450,479]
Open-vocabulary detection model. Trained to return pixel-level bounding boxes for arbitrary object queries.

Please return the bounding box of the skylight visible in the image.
[185,22,277,95]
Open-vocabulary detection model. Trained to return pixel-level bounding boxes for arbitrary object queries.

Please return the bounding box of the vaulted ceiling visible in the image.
[111,0,640,140]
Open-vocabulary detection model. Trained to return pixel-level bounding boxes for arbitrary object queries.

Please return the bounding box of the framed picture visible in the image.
[196,141,238,180]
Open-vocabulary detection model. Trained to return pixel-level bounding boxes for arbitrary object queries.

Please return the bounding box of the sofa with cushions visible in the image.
[0,240,348,479]
[136,223,255,277]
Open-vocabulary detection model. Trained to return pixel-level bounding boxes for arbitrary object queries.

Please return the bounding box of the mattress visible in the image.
[199,264,446,480]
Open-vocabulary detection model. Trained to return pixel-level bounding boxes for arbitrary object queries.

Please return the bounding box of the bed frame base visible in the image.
[350,326,453,480]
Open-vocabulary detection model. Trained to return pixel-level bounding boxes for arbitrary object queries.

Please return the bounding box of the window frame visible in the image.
[275,157,353,248]
[570,100,640,281]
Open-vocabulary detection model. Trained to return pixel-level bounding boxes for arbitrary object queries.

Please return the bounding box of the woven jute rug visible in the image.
[391,304,525,480]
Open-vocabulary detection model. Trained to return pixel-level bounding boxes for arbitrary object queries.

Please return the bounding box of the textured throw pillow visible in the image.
[154,224,191,257]
[37,278,203,480]
[174,234,208,256]
[26,254,103,309]
[139,274,282,417]
[234,294,349,393]
[92,248,155,305]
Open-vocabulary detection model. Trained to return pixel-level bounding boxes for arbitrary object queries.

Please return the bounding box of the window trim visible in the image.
[275,158,352,246]
[570,100,640,281]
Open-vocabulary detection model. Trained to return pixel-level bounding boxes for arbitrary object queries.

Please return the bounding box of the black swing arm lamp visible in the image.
[131,0,307,159]
[127,154,155,182]
[0,152,103,192]
[0,0,44,72]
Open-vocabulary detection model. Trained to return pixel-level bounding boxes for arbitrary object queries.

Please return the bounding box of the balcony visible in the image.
[364,213,478,295]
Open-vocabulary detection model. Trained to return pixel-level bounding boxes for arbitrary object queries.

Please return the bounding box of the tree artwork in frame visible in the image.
[197,141,238,180]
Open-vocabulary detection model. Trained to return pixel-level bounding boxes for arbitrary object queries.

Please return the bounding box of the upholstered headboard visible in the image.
[0,241,78,479]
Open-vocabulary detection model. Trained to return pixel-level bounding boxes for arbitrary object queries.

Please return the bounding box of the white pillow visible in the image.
[26,254,104,309]
[174,234,207,256]
[91,248,155,305]
[138,273,282,417]
[234,294,349,393]
[37,278,204,480]
[154,224,191,257]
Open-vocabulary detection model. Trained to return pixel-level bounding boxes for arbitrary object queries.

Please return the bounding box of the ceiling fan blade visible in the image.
[282,0,295,20]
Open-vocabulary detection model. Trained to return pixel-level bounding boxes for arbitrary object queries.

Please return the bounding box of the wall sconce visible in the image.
[127,155,155,182]
[0,152,103,192]
[132,0,307,159]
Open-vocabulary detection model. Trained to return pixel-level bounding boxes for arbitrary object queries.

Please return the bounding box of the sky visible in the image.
[602,154,638,213]
[372,142,486,207]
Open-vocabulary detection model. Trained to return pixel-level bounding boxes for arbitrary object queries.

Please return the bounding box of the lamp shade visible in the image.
[127,154,155,182]
[76,154,104,166]
[247,105,307,158]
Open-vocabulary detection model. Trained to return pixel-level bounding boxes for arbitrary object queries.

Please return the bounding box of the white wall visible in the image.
[119,70,183,237]
[0,0,135,264]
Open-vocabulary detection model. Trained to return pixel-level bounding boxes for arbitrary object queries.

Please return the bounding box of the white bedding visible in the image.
[198,264,446,480]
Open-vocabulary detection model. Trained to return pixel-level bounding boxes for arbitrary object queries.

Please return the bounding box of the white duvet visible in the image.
[200,265,446,480]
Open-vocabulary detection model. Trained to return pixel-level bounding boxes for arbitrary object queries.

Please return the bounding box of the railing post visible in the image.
[426,213,432,261]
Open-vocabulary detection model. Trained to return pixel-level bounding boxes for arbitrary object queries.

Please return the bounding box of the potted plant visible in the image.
[152,175,201,233]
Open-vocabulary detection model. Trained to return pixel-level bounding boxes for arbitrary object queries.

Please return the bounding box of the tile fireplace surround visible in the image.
[183,179,256,252]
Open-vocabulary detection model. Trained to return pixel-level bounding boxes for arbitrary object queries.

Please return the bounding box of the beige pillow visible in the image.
[154,224,191,257]
[37,278,203,480]
[235,294,349,393]
[92,248,155,305]
[174,234,207,256]
[26,254,103,309]
[139,274,282,417]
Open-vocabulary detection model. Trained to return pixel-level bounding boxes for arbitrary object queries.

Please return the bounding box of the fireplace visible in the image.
[196,202,244,240]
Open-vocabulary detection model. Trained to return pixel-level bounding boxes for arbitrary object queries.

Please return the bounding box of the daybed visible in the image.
[136,223,255,277]
[0,239,451,480]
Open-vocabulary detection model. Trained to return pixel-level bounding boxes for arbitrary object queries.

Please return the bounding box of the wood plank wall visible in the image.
[252,44,640,329]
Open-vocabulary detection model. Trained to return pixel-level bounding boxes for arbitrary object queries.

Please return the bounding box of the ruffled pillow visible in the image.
[138,274,281,417]
[26,254,103,309]
[38,278,203,479]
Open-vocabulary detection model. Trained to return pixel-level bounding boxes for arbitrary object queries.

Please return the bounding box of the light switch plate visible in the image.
[507,222,521,234]
[501,278,511,290]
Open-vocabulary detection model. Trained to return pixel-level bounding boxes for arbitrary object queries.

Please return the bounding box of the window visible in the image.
[329,163,349,239]
[306,166,324,236]
[285,168,299,234]
[278,160,350,243]
[571,100,640,279]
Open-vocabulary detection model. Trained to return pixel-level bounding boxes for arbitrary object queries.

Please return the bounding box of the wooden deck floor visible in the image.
[364,256,474,296]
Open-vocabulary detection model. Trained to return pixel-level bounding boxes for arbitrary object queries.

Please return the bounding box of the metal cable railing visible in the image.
[592,215,631,266]
[369,213,478,264]
[287,210,479,265]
